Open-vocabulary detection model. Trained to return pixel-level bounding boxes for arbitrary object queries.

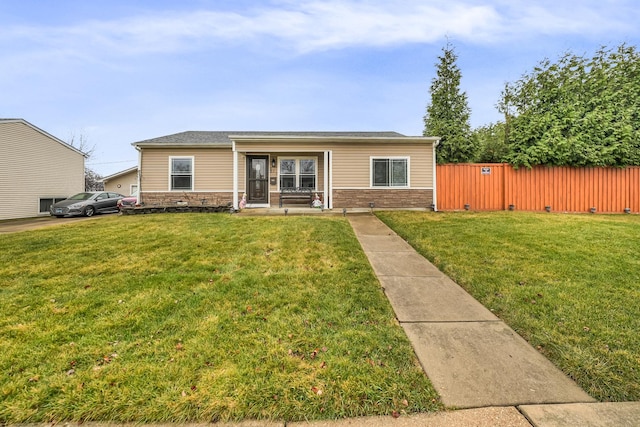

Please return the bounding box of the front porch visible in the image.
[233,147,332,210]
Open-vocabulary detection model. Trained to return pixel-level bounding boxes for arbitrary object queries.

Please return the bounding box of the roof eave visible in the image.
[132,142,232,148]
[228,135,440,144]
[100,166,138,182]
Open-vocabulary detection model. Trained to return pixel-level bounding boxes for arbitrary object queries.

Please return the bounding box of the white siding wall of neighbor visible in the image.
[0,120,85,220]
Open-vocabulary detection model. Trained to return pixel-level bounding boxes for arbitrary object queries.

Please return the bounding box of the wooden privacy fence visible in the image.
[436,164,640,213]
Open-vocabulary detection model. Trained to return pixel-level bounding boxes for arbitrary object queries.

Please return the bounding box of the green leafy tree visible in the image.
[501,44,640,167]
[424,43,475,163]
[472,122,510,163]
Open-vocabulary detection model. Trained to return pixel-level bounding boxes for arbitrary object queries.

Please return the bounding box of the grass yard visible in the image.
[377,210,640,402]
[0,214,440,423]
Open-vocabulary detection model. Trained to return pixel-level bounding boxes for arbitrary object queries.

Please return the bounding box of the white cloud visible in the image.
[3,0,636,63]
[277,1,500,51]
[6,1,497,55]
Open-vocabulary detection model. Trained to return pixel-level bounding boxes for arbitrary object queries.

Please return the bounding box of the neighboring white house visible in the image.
[0,118,86,220]
[101,166,138,196]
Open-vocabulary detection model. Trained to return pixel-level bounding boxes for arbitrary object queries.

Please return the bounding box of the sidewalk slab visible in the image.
[402,321,596,408]
[365,251,443,277]
[349,215,398,236]
[379,276,498,322]
[355,235,416,253]
[519,402,640,427]
[289,406,532,427]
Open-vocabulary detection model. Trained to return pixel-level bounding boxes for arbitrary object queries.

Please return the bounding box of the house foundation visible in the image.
[332,189,433,209]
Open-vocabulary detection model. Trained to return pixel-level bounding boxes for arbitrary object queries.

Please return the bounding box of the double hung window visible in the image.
[279,158,316,189]
[371,157,409,187]
[170,157,193,190]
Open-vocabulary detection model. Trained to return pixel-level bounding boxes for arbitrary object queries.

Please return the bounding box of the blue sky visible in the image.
[2,0,639,176]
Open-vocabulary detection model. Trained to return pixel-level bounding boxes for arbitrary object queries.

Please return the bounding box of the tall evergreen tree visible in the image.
[424,43,474,163]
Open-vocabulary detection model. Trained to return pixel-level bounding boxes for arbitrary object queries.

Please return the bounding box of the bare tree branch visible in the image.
[67,131,103,190]
[67,131,96,159]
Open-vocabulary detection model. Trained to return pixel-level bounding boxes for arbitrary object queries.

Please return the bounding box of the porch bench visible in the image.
[279,187,313,208]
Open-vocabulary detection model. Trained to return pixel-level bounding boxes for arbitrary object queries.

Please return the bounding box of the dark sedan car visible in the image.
[50,191,125,218]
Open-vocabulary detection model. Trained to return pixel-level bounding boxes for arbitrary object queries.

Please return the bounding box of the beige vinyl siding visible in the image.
[0,121,84,220]
[104,170,138,195]
[141,148,233,191]
[332,143,433,188]
[137,139,434,208]
[237,141,330,152]
[235,140,433,189]
[236,141,433,191]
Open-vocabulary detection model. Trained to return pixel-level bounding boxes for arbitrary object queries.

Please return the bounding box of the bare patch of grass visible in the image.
[0,214,440,423]
[377,211,640,402]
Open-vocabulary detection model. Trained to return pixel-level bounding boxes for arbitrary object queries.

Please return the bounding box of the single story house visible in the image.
[0,118,86,220]
[101,166,138,196]
[132,131,439,210]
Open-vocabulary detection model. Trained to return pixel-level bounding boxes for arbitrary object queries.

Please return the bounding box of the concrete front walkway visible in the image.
[346,214,640,426]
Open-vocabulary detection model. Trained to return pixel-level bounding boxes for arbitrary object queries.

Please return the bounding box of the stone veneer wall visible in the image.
[332,189,433,209]
[140,190,432,209]
[141,192,233,207]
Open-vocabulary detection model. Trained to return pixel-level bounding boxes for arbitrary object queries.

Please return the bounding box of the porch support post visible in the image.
[432,139,439,211]
[327,150,333,209]
[233,143,239,210]
[323,151,329,209]
[134,145,142,205]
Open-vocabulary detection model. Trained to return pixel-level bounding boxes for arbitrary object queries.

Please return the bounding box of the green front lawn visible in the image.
[0,214,440,423]
[377,211,640,402]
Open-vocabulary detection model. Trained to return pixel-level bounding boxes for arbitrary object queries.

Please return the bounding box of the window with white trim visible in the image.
[170,157,193,191]
[371,157,409,187]
[279,157,317,189]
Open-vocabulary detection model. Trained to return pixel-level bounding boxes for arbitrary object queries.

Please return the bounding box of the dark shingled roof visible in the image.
[133,131,407,146]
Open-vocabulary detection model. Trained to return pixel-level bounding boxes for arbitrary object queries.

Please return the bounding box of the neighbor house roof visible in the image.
[100,166,138,183]
[132,131,438,148]
[0,118,87,157]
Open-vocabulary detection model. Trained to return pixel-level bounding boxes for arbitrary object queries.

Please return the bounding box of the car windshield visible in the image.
[68,193,94,201]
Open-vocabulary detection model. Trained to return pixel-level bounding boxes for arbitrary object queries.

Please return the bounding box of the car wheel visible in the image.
[84,206,95,217]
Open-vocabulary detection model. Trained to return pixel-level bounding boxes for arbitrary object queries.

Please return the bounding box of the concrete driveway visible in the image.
[0,214,112,234]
